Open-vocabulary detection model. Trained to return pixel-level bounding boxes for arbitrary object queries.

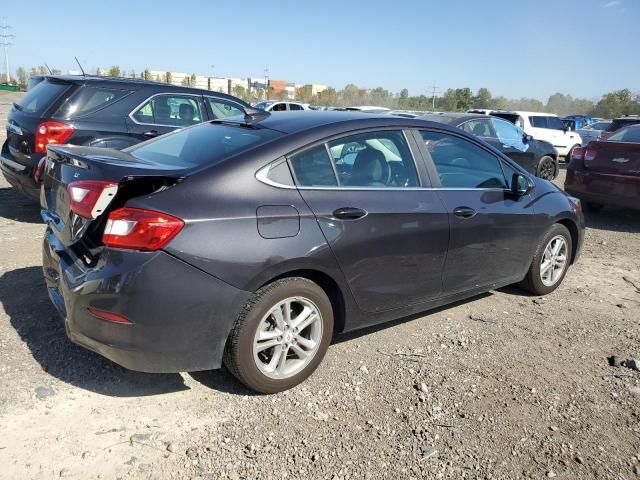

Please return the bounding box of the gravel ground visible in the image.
[0,91,639,479]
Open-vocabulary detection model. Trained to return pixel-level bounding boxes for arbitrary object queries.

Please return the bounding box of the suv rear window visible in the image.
[126,123,283,169]
[56,86,132,119]
[14,79,70,114]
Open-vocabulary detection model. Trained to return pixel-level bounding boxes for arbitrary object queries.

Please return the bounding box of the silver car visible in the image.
[577,121,611,146]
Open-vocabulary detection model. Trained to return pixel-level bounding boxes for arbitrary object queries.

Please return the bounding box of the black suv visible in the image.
[1,75,250,199]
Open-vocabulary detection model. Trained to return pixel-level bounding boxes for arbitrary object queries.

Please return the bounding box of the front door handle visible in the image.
[453,206,477,219]
[333,207,367,220]
[142,130,159,138]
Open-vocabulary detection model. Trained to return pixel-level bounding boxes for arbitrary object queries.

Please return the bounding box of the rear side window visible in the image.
[420,130,507,189]
[529,116,548,128]
[56,86,132,118]
[132,94,204,127]
[289,103,304,111]
[126,123,283,168]
[289,145,337,187]
[14,80,70,114]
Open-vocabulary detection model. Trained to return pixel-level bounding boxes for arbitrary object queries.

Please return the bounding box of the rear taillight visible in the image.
[571,147,585,160]
[584,148,597,161]
[102,207,184,251]
[88,307,132,325]
[67,180,118,219]
[35,121,75,153]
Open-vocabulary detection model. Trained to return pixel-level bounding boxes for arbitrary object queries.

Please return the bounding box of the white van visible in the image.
[490,111,582,158]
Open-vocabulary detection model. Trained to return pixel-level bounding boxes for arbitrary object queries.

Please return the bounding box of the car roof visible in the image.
[508,111,558,117]
[41,75,249,104]
[236,110,453,135]
[419,112,488,125]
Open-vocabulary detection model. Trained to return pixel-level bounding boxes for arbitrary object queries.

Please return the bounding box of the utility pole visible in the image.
[429,80,440,110]
[0,19,14,84]
[263,64,269,100]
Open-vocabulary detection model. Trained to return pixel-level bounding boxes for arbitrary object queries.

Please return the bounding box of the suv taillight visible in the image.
[584,148,597,161]
[35,121,75,153]
[67,180,118,219]
[102,207,184,251]
[571,147,585,160]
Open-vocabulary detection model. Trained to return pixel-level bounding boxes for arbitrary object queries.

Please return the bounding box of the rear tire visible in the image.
[223,277,334,394]
[536,156,557,180]
[520,224,572,296]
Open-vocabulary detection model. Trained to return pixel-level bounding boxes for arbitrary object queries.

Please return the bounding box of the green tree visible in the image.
[295,85,313,103]
[592,89,640,118]
[16,67,28,90]
[164,72,172,84]
[107,65,121,77]
[454,88,473,111]
[142,69,151,81]
[317,87,338,106]
[474,88,492,109]
[232,85,247,100]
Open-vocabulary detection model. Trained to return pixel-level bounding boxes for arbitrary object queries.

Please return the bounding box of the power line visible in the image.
[0,19,14,84]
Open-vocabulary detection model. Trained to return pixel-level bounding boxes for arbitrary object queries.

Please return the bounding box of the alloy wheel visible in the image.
[539,235,568,287]
[538,158,556,180]
[252,297,323,379]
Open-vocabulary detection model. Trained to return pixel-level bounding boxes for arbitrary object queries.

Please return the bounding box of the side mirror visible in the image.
[523,134,533,143]
[511,173,531,197]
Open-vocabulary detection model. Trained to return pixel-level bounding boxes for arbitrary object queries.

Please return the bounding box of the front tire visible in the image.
[536,155,557,180]
[223,277,334,393]
[520,224,572,295]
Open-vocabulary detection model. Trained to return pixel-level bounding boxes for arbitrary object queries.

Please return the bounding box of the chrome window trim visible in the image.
[128,92,206,128]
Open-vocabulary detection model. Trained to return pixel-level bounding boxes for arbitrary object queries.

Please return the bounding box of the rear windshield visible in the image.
[126,123,283,168]
[14,79,70,114]
[607,126,640,143]
[608,118,640,132]
[55,86,132,119]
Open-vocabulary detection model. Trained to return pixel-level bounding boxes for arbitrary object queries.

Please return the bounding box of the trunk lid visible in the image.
[42,145,184,248]
[584,141,640,176]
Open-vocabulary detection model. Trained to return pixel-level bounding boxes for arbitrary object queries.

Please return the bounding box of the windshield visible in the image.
[126,123,283,168]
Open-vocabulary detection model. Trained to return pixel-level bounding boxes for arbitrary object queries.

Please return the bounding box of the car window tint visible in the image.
[57,86,131,118]
[547,116,565,130]
[492,118,527,151]
[271,103,287,112]
[529,116,547,128]
[461,119,494,138]
[288,145,337,187]
[420,130,507,189]
[127,123,283,168]
[14,80,70,114]
[327,130,419,188]
[266,161,295,186]
[208,98,244,118]
[289,103,303,111]
[132,95,203,127]
[609,126,640,143]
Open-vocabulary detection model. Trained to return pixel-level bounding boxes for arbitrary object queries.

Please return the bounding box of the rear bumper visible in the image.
[0,142,41,200]
[565,168,640,210]
[42,228,252,373]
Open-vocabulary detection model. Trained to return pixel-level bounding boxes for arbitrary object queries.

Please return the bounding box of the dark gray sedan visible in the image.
[41,110,584,393]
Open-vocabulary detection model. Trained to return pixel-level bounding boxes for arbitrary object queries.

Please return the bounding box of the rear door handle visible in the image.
[142,130,159,138]
[453,206,477,219]
[333,207,367,220]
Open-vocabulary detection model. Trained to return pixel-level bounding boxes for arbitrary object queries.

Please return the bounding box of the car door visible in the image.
[126,93,206,141]
[417,129,536,294]
[289,129,449,313]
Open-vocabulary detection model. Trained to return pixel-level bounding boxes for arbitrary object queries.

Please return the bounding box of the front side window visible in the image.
[132,94,203,127]
[327,130,419,188]
[57,86,131,118]
[461,119,494,138]
[288,145,337,187]
[420,130,507,189]
[271,103,287,112]
[207,97,244,118]
[492,117,527,151]
[547,116,566,130]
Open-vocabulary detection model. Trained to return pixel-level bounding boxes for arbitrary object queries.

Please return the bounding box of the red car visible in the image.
[565,124,640,211]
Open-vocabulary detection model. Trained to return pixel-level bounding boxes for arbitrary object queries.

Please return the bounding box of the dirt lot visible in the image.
[0,90,639,479]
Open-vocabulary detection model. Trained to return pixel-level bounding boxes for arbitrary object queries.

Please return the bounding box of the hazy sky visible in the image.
[4,0,639,100]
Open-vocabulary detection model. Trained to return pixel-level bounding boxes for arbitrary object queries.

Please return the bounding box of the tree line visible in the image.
[6,65,640,119]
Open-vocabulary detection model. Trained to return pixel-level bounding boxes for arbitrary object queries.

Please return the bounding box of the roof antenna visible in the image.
[44,63,53,74]
[74,56,86,76]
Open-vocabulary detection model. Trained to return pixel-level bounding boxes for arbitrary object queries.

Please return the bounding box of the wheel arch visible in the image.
[556,218,579,264]
[259,269,348,334]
